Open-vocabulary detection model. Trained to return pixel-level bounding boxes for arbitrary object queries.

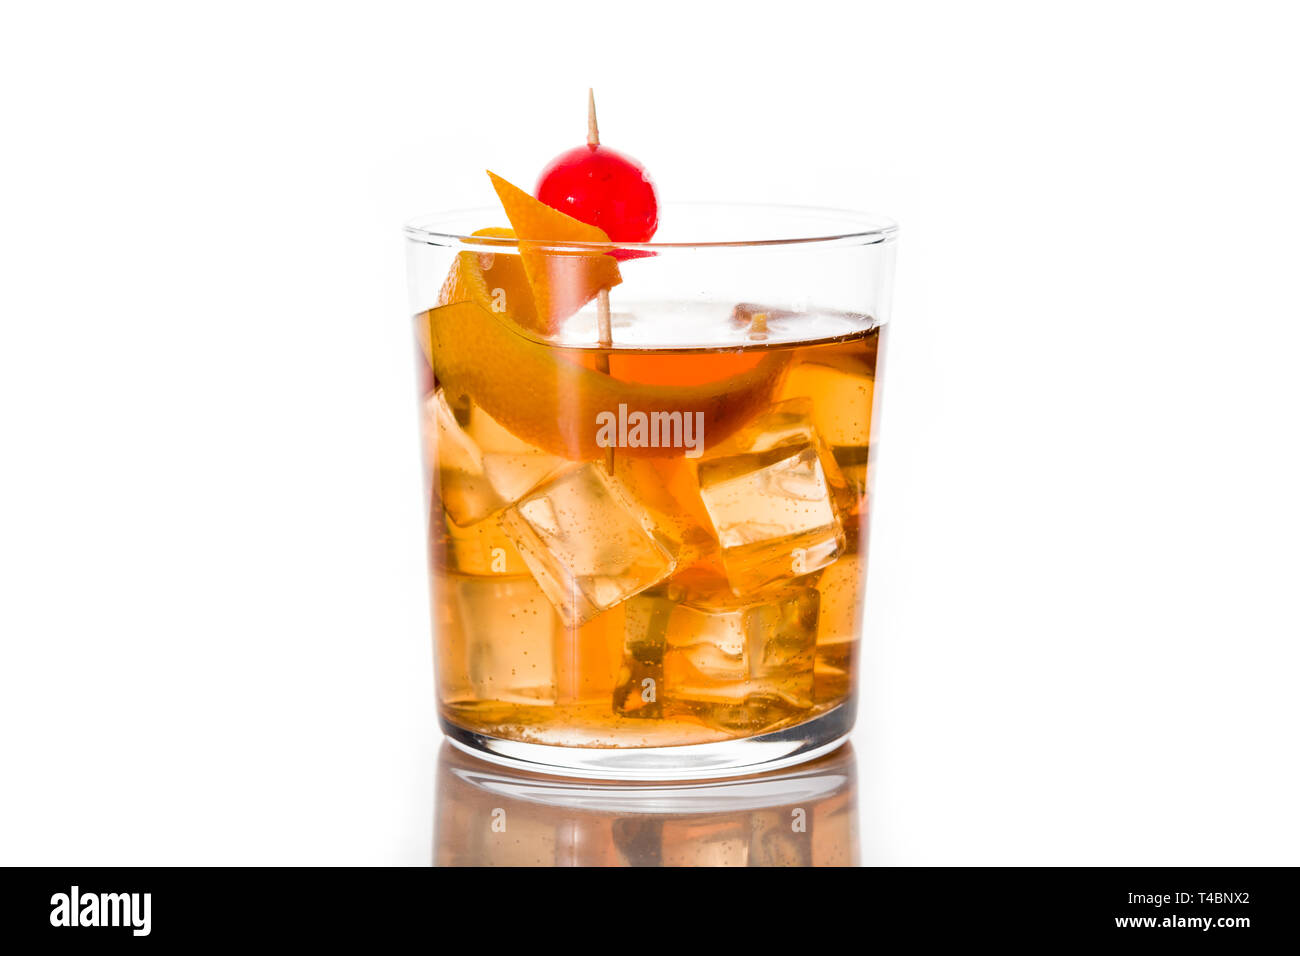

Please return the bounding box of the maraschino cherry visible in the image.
[535,90,658,244]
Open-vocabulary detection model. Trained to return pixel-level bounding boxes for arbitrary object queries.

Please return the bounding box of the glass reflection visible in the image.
[434,742,859,866]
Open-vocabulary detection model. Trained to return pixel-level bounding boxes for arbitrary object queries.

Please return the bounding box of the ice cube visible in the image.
[613,455,720,571]
[424,390,564,526]
[464,401,567,504]
[777,357,876,448]
[777,354,878,503]
[840,509,868,557]
[812,554,864,702]
[438,515,530,576]
[696,400,849,592]
[499,464,677,627]
[435,574,558,706]
[829,446,873,520]
[662,586,819,732]
[425,390,503,526]
[612,591,673,719]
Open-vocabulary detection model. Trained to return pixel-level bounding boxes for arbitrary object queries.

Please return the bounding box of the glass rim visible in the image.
[404,201,898,254]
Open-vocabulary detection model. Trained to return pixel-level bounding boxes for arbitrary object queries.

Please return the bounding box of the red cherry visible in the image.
[535,145,659,243]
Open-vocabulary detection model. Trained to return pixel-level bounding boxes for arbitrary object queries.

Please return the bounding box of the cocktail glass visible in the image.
[406,203,896,779]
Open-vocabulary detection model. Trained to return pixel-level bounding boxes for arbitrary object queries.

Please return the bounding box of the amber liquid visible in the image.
[421,317,883,748]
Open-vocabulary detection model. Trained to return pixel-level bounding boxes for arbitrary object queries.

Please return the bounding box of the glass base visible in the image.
[439,703,854,781]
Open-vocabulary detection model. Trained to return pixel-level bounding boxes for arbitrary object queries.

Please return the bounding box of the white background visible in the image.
[2,1,1297,865]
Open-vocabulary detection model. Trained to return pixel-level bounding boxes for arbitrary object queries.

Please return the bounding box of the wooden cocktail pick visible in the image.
[588,90,615,472]
[588,89,614,361]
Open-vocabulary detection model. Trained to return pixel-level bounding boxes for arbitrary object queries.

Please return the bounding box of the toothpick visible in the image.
[589,90,615,471]
[587,87,601,148]
[588,91,613,359]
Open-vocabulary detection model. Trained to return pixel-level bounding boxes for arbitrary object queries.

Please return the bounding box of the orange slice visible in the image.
[487,171,622,333]
[424,301,788,461]
[437,226,542,333]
